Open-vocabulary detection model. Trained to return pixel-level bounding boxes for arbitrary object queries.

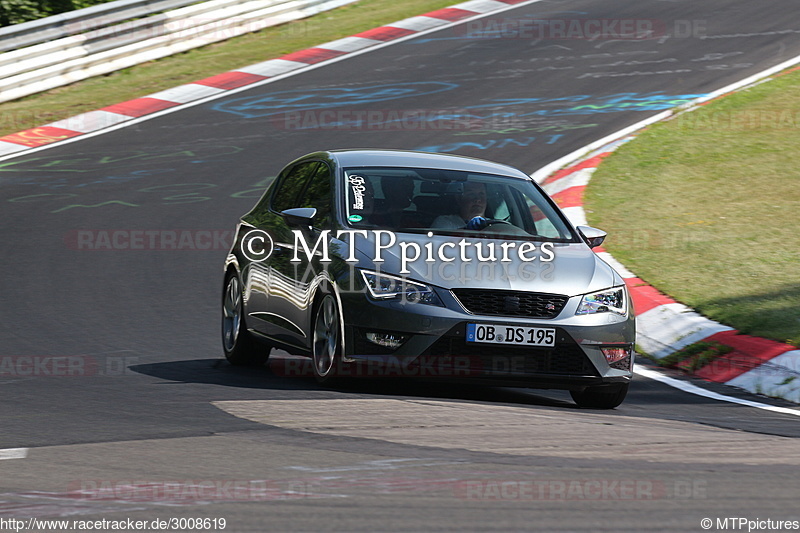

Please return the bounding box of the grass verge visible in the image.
[586,68,800,346]
[0,0,456,138]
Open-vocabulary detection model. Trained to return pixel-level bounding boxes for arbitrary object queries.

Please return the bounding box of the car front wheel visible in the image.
[222,273,270,366]
[570,383,629,409]
[312,293,343,384]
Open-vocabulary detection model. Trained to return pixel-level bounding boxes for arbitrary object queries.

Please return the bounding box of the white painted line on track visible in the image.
[635,366,800,417]
[0,448,28,460]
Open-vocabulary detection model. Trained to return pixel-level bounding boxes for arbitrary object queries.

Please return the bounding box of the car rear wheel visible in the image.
[222,273,270,366]
[570,383,629,409]
[312,293,343,383]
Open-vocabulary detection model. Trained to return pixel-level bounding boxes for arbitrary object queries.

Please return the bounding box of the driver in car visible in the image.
[431,181,491,230]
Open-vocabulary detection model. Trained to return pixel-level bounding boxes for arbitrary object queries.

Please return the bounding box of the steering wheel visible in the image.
[471,218,530,236]
[483,218,513,227]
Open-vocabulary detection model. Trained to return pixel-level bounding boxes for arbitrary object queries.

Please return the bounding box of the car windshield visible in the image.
[341,167,576,241]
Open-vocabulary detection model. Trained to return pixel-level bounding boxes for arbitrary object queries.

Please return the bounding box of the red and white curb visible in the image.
[0,0,532,158]
[535,62,800,404]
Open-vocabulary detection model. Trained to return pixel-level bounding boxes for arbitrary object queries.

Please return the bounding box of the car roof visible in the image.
[325,149,532,180]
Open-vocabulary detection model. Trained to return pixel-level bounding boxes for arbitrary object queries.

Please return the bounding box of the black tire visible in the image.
[222,273,270,366]
[311,292,343,384]
[570,383,629,409]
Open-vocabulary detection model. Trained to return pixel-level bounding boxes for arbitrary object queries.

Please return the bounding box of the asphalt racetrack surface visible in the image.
[1,0,800,530]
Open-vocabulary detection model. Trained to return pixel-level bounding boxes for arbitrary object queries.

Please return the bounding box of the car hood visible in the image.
[339,231,622,297]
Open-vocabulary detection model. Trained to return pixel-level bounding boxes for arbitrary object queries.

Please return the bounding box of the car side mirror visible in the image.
[281,207,317,228]
[576,225,607,249]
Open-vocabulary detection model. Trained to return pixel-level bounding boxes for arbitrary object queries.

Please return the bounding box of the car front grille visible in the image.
[451,289,568,319]
[419,326,598,377]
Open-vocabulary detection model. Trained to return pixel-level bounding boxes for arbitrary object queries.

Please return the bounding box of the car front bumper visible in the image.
[338,287,635,390]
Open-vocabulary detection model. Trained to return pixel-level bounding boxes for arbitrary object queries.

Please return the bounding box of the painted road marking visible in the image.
[635,367,800,417]
[0,448,28,460]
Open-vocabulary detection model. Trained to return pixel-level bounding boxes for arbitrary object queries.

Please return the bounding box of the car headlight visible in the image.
[360,270,443,306]
[576,286,627,316]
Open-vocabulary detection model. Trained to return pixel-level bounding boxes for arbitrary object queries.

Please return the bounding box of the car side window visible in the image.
[271,162,320,213]
[296,163,333,230]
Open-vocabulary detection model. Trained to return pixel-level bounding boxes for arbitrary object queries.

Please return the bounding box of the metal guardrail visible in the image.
[0,0,357,104]
[0,0,203,53]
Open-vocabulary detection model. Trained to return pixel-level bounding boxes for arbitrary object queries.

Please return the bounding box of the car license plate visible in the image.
[466,323,555,347]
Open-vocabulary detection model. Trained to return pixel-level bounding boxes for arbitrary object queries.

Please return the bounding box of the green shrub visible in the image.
[0,0,47,25]
[0,0,117,27]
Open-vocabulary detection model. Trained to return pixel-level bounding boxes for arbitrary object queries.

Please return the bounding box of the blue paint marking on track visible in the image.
[417,134,564,153]
[225,92,711,130]
[211,82,460,118]
[463,92,710,113]
[5,169,175,189]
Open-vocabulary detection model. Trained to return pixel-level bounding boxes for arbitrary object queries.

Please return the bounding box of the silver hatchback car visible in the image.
[223,149,635,408]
